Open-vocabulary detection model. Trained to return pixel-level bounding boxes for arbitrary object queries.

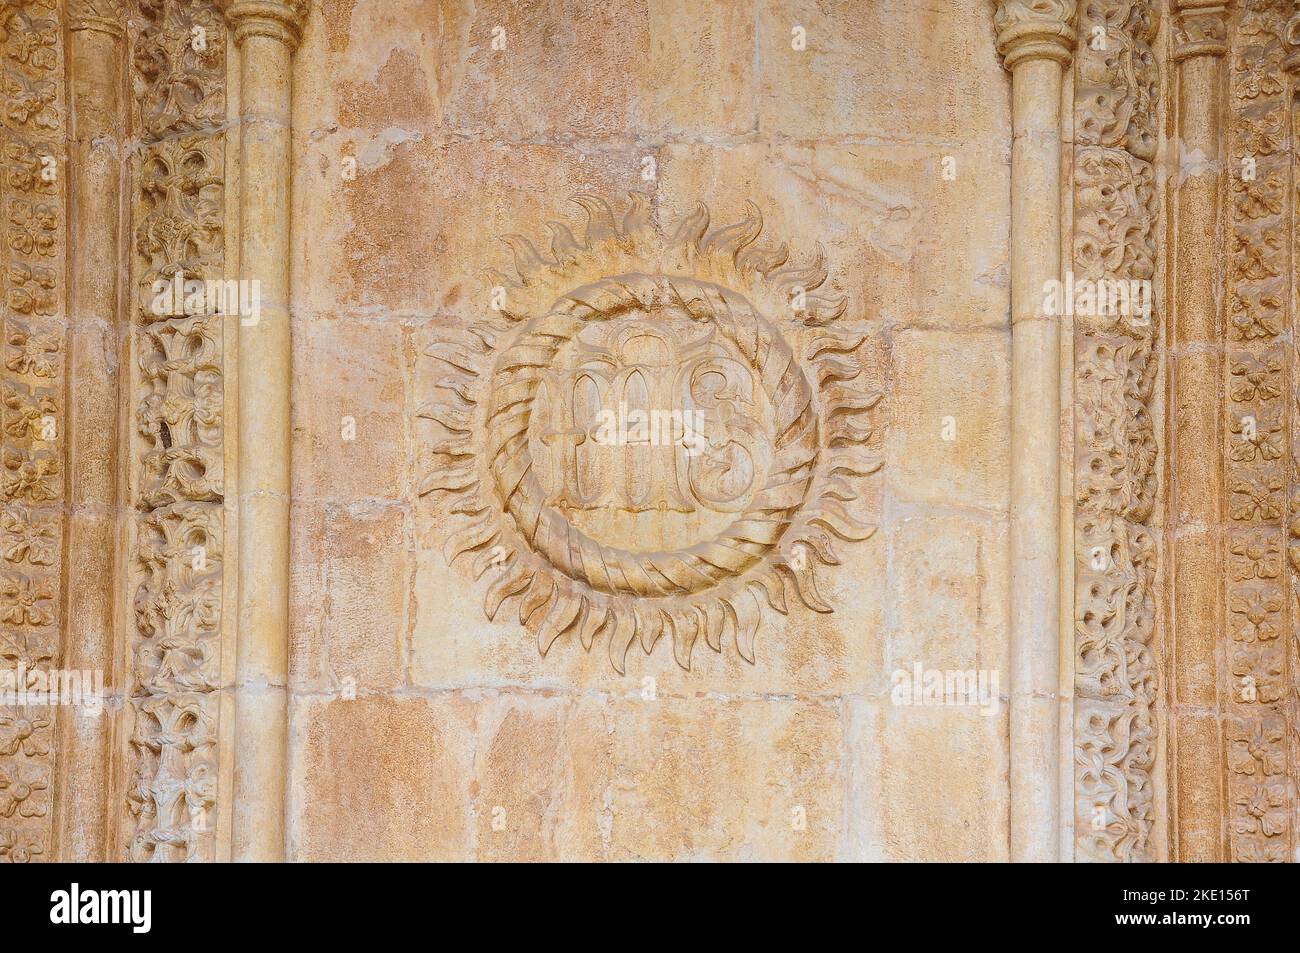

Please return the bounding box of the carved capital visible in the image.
[1171,1,1230,61]
[1074,0,1161,161]
[68,0,126,39]
[994,0,1079,70]
[217,0,309,49]
[1285,2,1300,74]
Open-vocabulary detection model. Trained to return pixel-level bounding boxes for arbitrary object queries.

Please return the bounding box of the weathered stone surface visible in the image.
[31,0,1285,868]
[292,695,475,860]
[888,329,1010,512]
[291,500,410,694]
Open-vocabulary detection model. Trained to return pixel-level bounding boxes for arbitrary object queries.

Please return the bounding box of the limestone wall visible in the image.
[284,0,1013,861]
[20,0,1295,866]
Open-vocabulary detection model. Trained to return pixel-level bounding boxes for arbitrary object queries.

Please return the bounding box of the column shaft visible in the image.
[995,0,1077,862]
[1008,55,1066,864]
[226,9,302,862]
[54,15,124,863]
[1168,1,1229,863]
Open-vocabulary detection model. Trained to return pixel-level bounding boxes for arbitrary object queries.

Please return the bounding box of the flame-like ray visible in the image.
[671,202,709,247]
[779,561,833,614]
[442,515,497,566]
[622,191,651,236]
[501,234,551,283]
[578,600,611,651]
[518,571,556,627]
[572,194,618,246]
[533,590,582,655]
[484,563,532,621]
[670,609,698,670]
[607,609,638,674]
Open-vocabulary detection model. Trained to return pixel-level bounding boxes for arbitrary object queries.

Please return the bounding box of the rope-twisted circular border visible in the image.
[484,274,819,600]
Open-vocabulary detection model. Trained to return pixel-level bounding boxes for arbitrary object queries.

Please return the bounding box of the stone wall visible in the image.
[5,0,1298,864]
[286,0,1012,862]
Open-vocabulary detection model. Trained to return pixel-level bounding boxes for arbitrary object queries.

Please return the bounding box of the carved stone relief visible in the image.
[13,0,1300,865]
[1164,0,1299,864]
[1226,0,1293,864]
[0,0,65,865]
[418,196,885,673]
[124,0,227,863]
[1071,0,1160,863]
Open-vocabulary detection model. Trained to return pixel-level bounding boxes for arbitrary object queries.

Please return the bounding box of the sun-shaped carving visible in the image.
[418,194,884,672]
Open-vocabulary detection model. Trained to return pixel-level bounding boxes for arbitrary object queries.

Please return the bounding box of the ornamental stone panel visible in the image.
[0,0,1294,866]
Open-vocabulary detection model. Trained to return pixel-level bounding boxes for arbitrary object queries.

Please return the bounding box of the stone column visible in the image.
[1168,0,1230,863]
[1284,0,1300,865]
[219,0,307,862]
[994,0,1077,863]
[1288,7,1300,260]
[53,1,126,863]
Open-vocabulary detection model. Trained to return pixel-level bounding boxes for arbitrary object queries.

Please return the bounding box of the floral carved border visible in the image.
[124,0,227,863]
[1072,0,1161,862]
[1226,0,1293,864]
[0,0,66,865]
